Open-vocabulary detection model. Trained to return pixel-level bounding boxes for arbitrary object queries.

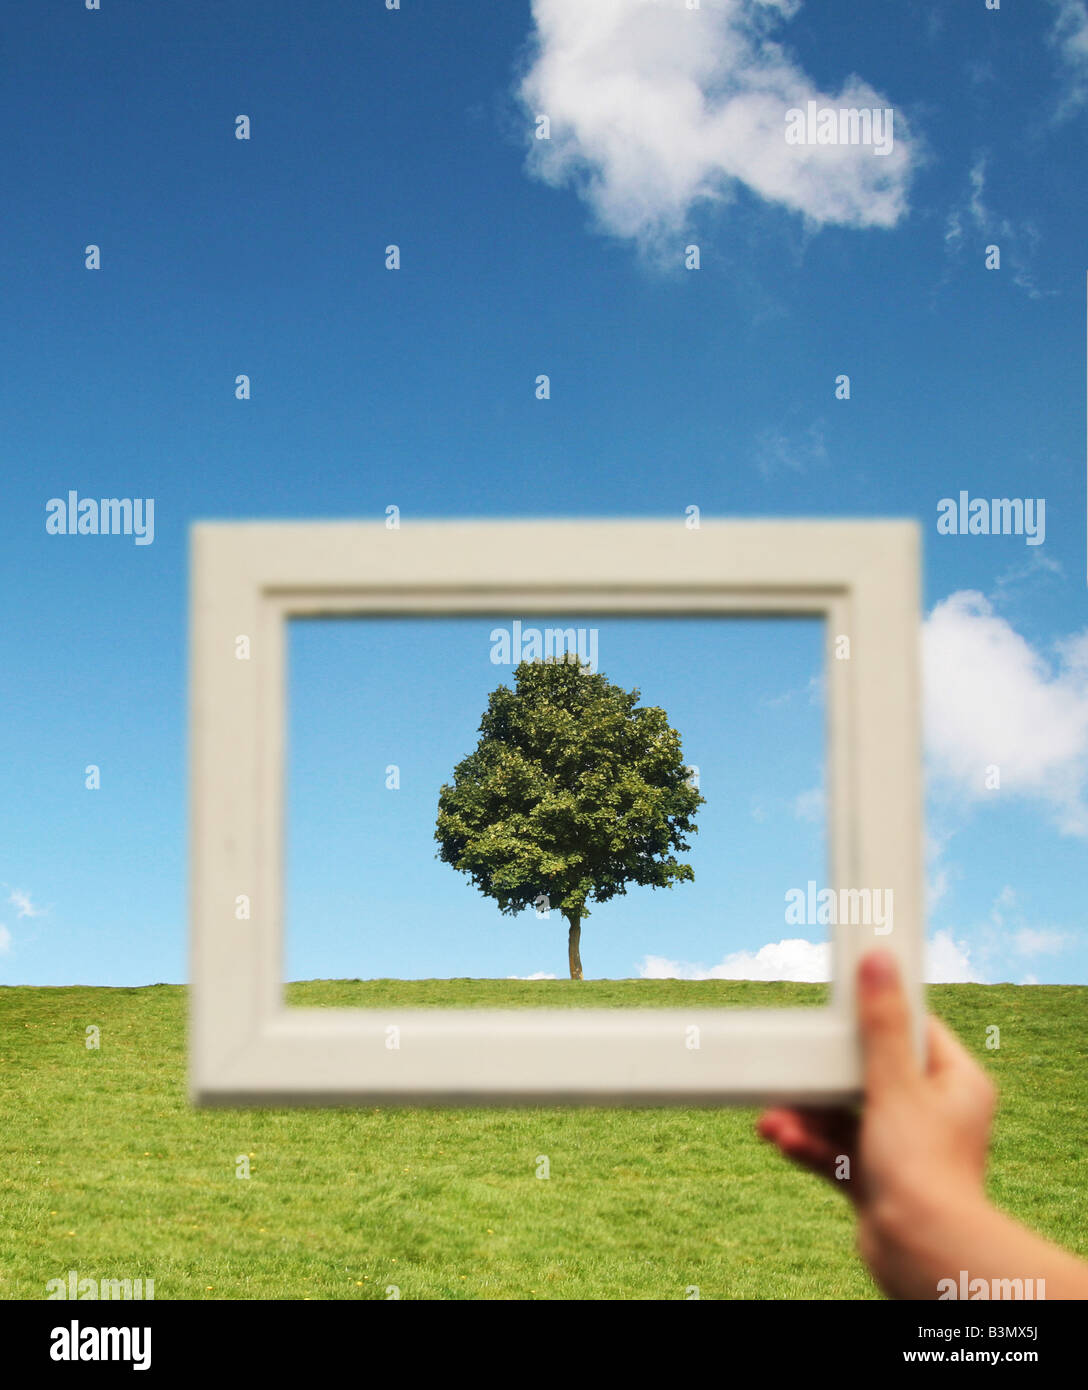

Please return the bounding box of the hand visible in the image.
[758,949,997,1296]
[757,949,1088,1298]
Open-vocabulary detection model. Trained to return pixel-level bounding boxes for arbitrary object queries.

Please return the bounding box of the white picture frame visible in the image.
[189,518,924,1106]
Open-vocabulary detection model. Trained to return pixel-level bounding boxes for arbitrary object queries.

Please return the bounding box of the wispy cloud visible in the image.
[1012,927,1069,956]
[6,888,44,919]
[987,885,1070,957]
[0,887,45,955]
[517,0,916,257]
[1047,0,1088,119]
[926,825,959,914]
[792,786,825,824]
[753,421,827,478]
[944,156,1053,300]
[927,880,1074,981]
[993,548,1064,593]
[763,672,822,709]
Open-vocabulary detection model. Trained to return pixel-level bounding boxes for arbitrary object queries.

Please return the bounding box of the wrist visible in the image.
[863,1182,994,1298]
[875,1175,990,1242]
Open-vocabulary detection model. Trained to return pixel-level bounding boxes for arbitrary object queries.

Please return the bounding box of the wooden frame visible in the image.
[189,518,924,1106]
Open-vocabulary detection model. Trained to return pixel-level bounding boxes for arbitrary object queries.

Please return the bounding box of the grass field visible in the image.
[2,979,1085,1300]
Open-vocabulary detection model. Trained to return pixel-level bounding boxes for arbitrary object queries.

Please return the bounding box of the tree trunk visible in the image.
[566,913,583,980]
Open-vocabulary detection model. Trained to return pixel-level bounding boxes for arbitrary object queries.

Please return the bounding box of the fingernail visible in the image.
[859,950,899,990]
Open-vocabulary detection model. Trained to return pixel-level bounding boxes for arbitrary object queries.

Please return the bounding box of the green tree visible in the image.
[434,655,705,979]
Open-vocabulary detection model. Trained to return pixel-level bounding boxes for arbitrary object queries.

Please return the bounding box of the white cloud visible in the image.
[506,971,558,980]
[924,591,1088,836]
[641,932,985,984]
[926,929,985,983]
[0,924,10,955]
[640,938,830,981]
[517,0,916,253]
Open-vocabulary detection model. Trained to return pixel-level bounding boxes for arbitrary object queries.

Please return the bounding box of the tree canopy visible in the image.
[434,655,704,978]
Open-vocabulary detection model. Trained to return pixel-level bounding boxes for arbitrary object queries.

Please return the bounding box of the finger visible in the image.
[857,950,919,1096]
[799,1106,861,1154]
[758,1106,856,1143]
[925,1015,978,1080]
[926,1017,997,1116]
[758,1108,838,1169]
[757,1107,858,1187]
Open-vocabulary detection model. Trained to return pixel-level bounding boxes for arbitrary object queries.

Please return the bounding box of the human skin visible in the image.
[757,950,1088,1300]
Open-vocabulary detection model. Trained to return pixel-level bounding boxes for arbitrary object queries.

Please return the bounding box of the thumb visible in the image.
[857,950,918,1097]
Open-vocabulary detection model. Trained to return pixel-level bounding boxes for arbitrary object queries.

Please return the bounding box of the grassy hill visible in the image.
[1,979,1085,1300]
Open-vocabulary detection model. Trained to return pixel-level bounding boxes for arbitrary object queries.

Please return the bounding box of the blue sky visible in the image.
[1,0,1086,986]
